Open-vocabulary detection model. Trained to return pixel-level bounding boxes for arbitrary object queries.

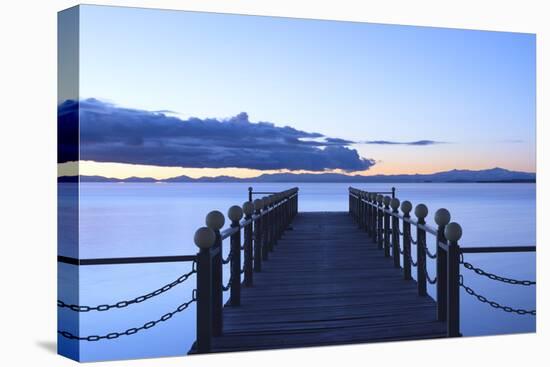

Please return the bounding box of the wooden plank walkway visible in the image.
[199,212,446,353]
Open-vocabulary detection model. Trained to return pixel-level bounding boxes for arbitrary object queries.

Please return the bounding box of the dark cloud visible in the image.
[362,140,445,146]
[58,99,375,172]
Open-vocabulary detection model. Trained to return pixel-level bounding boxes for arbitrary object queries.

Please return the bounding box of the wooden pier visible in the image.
[200,212,446,353]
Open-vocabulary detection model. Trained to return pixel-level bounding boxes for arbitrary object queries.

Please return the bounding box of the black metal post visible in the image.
[437,224,448,321]
[370,194,378,241]
[248,186,253,202]
[262,201,269,260]
[229,220,241,306]
[212,230,223,336]
[377,201,383,249]
[402,212,412,280]
[417,219,427,296]
[384,200,391,257]
[196,247,212,353]
[243,212,253,286]
[391,205,400,268]
[253,205,262,272]
[447,239,460,336]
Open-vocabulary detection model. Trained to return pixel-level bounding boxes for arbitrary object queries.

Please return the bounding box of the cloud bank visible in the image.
[58,99,376,172]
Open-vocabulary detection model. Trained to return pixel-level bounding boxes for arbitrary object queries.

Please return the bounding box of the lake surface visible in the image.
[58,182,536,361]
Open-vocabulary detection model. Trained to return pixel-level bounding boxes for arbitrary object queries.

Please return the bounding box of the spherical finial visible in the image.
[228,205,243,222]
[445,222,462,242]
[262,196,269,207]
[253,198,263,211]
[242,201,254,216]
[194,227,216,249]
[205,210,225,230]
[401,200,412,214]
[415,204,428,219]
[383,196,391,206]
[376,194,383,204]
[390,198,400,210]
[434,208,451,227]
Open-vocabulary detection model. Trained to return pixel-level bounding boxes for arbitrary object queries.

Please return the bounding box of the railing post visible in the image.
[349,188,353,216]
[365,192,371,235]
[445,222,462,337]
[248,186,253,202]
[242,202,254,286]
[435,208,451,321]
[253,199,263,272]
[205,210,225,336]
[383,196,391,257]
[376,195,384,249]
[361,192,367,230]
[228,206,243,307]
[401,201,413,280]
[294,187,299,214]
[370,194,376,240]
[390,198,401,268]
[262,197,269,260]
[194,227,216,353]
[391,187,396,199]
[415,204,428,296]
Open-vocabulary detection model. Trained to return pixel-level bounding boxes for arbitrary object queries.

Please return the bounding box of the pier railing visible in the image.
[194,187,298,352]
[348,187,536,336]
[57,187,299,353]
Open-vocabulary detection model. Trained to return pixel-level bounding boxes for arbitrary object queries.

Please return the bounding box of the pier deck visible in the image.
[204,212,446,353]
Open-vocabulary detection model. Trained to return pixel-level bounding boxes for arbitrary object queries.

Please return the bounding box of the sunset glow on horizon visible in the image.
[58,159,535,180]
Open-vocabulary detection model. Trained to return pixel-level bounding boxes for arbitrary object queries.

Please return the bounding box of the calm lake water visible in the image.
[58,182,536,361]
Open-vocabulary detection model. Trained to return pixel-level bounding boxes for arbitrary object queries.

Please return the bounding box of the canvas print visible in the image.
[57,5,536,362]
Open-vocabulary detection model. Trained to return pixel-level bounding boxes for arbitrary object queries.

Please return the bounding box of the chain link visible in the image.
[460,255,535,286]
[423,238,437,259]
[58,291,197,341]
[222,275,233,292]
[424,267,437,284]
[222,250,232,265]
[58,263,196,312]
[459,276,535,316]
[405,250,418,267]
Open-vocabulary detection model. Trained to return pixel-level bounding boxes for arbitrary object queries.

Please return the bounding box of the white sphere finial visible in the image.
[415,204,428,219]
[401,200,412,214]
[194,227,216,249]
[445,222,462,242]
[434,208,451,227]
[205,210,225,230]
[242,201,254,216]
[390,198,400,210]
[228,205,243,222]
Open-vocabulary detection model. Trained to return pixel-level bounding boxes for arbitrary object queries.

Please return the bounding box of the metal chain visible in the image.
[425,267,437,284]
[459,276,535,316]
[222,276,232,292]
[57,262,197,312]
[406,251,418,267]
[423,238,437,259]
[58,291,197,341]
[460,255,535,286]
[222,250,232,265]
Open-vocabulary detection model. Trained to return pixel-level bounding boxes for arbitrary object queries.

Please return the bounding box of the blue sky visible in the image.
[63,5,536,178]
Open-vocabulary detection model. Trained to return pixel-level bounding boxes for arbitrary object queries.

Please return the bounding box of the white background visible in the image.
[0,0,547,365]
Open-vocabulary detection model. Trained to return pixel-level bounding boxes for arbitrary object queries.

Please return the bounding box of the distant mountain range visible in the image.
[58,167,535,183]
